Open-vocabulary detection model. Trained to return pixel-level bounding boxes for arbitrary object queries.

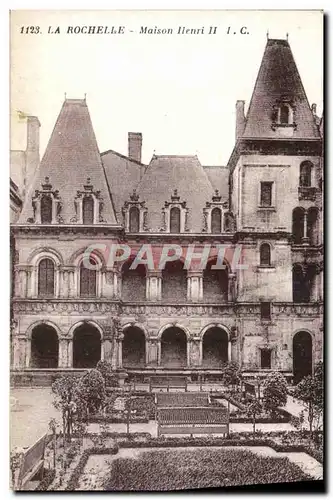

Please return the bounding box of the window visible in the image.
[260,243,271,266]
[129,206,140,232]
[260,182,273,207]
[82,195,94,224]
[260,301,271,320]
[211,207,222,233]
[40,195,52,223]
[280,104,290,124]
[261,349,272,369]
[80,259,97,297]
[38,258,55,296]
[299,161,312,187]
[170,207,181,233]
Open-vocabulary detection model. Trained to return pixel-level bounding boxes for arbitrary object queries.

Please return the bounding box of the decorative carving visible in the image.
[202,210,208,232]
[160,208,167,232]
[184,209,190,232]
[298,186,318,201]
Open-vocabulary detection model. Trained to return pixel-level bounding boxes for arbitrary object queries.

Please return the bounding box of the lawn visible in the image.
[104,447,312,491]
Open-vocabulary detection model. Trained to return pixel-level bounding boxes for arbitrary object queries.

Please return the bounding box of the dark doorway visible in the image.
[73,324,101,368]
[122,259,146,301]
[203,259,228,302]
[31,325,59,368]
[202,327,228,368]
[293,331,313,384]
[162,260,187,302]
[160,327,187,368]
[123,327,146,367]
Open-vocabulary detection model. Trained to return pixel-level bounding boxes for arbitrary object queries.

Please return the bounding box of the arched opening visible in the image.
[82,195,94,224]
[162,260,187,302]
[170,207,181,233]
[80,258,97,297]
[293,331,313,384]
[260,243,271,266]
[211,208,222,233]
[38,258,55,297]
[41,194,52,224]
[299,161,312,187]
[203,258,228,303]
[280,104,290,124]
[202,327,229,368]
[73,323,101,368]
[122,258,146,301]
[308,207,319,246]
[160,327,187,368]
[122,326,146,367]
[292,207,305,244]
[31,324,58,368]
[129,206,140,232]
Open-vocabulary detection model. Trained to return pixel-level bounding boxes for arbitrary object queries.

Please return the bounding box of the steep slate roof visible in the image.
[19,99,117,224]
[101,149,146,221]
[242,38,320,139]
[137,155,221,232]
[203,166,229,200]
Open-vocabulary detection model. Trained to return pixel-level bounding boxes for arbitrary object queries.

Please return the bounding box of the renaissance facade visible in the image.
[10,38,323,384]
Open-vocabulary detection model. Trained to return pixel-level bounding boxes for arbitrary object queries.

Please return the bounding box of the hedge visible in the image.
[35,468,56,491]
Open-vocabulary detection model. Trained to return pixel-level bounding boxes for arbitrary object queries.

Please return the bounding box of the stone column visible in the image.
[187,271,203,302]
[12,336,27,369]
[228,273,237,301]
[68,267,76,298]
[102,326,113,362]
[147,337,159,366]
[302,212,310,244]
[189,337,201,367]
[25,337,31,368]
[146,272,162,301]
[117,334,124,369]
[58,338,69,368]
[113,270,121,298]
[67,339,73,367]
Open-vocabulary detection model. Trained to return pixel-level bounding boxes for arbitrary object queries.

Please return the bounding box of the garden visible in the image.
[10,360,324,491]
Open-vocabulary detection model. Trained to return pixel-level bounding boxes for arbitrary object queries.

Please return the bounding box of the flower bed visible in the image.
[104,448,312,490]
[35,468,56,491]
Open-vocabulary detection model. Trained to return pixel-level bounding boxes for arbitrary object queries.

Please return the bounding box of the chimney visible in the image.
[235,100,245,139]
[311,103,317,116]
[25,116,41,197]
[128,132,142,163]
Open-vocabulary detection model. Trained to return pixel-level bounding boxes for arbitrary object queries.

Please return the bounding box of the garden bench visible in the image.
[156,392,209,407]
[157,406,229,437]
[149,376,188,392]
[17,433,48,490]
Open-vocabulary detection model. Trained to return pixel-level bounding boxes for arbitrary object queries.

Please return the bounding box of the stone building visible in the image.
[11,38,323,384]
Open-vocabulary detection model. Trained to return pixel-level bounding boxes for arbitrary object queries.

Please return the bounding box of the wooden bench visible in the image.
[17,433,48,490]
[157,406,229,437]
[156,392,209,407]
[149,376,188,393]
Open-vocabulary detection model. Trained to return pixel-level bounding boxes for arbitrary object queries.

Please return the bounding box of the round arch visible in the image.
[292,330,314,384]
[122,324,147,367]
[30,323,59,368]
[26,320,61,340]
[157,322,191,341]
[158,324,189,368]
[122,322,148,340]
[72,321,102,368]
[70,246,106,268]
[28,247,63,267]
[200,324,230,367]
[199,323,231,341]
[68,320,104,340]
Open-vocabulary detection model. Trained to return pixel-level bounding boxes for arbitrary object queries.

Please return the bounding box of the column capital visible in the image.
[187,270,204,278]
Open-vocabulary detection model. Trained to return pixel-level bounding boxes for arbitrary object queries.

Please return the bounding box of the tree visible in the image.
[246,398,263,435]
[48,418,59,469]
[77,369,106,415]
[222,362,241,393]
[52,375,81,442]
[294,362,324,436]
[262,372,287,417]
[10,448,24,490]
[96,360,118,387]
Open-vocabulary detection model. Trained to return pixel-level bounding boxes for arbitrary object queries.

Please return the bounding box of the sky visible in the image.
[10,10,323,166]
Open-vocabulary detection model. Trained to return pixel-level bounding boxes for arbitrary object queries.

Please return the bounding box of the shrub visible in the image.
[77,369,106,414]
[262,372,288,417]
[35,469,56,491]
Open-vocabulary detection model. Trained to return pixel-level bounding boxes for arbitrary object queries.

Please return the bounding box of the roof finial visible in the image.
[286,32,289,40]
[84,93,86,100]
[266,30,269,40]
[64,92,67,100]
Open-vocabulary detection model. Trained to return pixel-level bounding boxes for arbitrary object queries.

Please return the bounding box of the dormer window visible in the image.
[161,190,189,233]
[123,189,148,233]
[170,206,181,233]
[31,177,62,224]
[271,98,296,133]
[40,194,53,224]
[202,190,229,233]
[129,206,140,232]
[72,178,105,225]
[82,195,94,224]
[211,207,222,234]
